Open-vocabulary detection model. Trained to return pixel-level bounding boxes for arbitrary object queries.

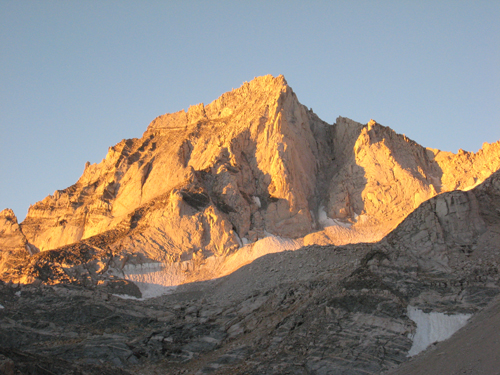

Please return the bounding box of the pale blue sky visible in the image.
[1,1,499,220]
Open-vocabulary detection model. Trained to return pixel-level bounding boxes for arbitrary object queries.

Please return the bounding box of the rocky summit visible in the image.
[1,75,500,374]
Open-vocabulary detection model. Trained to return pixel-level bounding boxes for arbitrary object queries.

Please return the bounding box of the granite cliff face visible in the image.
[19,75,329,254]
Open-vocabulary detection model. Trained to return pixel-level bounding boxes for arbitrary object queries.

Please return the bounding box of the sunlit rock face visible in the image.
[1,74,500,285]
[0,209,26,252]
[0,209,39,284]
[324,117,500,240]
[19,75,328,256]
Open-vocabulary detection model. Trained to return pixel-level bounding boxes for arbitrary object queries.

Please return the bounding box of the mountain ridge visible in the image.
[1,74,500,287]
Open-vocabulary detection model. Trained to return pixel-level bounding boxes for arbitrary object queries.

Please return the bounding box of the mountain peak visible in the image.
[2,76,500,285]
[147,74,290,132]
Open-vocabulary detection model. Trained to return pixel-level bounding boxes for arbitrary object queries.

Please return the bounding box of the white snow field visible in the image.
[120,233,303,299]
[318,206,351,228]
[407,306,472,356]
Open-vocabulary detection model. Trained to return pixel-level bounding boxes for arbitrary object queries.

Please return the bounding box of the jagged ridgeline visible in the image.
[1,74,500,289]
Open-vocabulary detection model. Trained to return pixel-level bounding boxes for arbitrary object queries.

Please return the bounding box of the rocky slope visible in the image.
[1,167,499,375]
[1,75,500,289]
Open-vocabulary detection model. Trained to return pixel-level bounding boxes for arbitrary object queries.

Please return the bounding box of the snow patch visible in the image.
[122,263,186,286]
[318,206,351,228]
[331,219,351,228]
[235,233,243,248]
[116,234,302,299]
[122,262,164,271]
[112,294,143,300]
[407,306,472,356]
[318,206,336,227]
[128,282,177,300]
[252,196,261,208]
[117,262,187,299]
[355,214,369,224]
[245,234,302,259]
[462,180,481,191]
[0,304,4,309]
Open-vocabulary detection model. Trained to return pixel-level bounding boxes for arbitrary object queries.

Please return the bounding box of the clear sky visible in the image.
[1,1,499,221]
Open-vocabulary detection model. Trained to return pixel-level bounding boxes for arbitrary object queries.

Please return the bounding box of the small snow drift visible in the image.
[407,306,472,356]
[118,233,303,299]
